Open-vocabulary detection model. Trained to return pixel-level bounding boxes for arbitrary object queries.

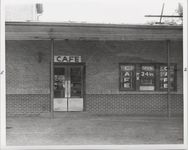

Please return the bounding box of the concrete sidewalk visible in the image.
[6,113,183,145]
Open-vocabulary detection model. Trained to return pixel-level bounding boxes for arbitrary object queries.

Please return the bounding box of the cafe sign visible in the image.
[54,56,82,63]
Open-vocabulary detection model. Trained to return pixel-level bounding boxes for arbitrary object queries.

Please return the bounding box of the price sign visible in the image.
[141,71,154,77]
[140,65,155,90]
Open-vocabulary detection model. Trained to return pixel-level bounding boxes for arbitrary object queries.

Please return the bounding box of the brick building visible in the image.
[5,22,183,116]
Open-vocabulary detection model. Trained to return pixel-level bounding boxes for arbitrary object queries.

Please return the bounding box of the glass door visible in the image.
[68,66,84,111]
[53,64,84,111]
[53,66,67,111]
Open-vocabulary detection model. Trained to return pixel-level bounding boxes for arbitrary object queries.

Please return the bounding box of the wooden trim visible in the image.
[54,62,86,66]
[5,21,183,29]
[5,22,183,41]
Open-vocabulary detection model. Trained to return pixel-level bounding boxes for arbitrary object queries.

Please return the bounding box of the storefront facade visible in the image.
[6,22,183,116]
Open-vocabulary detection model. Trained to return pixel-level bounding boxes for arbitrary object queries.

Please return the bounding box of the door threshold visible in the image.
[39,111,89,118]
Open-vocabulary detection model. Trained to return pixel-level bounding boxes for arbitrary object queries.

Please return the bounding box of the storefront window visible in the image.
[119,63,177,92]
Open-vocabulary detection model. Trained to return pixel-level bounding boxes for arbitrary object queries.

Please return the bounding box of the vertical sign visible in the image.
[159,65,175,90]
[120,65,135,90]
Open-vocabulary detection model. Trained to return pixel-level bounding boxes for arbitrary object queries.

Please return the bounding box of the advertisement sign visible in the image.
[54,56,81,63]
[159,65,175,90]
[120,65,135,89]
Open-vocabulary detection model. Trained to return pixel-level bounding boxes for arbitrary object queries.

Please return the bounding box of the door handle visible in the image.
[67,80,71,98]
[65,81,68,98]
[136,73,140,80]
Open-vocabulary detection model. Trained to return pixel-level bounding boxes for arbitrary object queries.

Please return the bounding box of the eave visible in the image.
[5,21,183,41]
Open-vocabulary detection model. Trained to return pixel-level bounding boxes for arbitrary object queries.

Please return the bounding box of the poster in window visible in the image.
[140,65,155,91]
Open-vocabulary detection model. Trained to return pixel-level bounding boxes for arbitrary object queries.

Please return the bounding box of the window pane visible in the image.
[54,68,65,98]
[70,67,82,97]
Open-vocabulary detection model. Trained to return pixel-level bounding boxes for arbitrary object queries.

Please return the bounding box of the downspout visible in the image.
[50,39,54,118]
[167,40,171,118]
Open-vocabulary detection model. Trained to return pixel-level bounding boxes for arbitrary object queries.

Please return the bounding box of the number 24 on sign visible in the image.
[141,71,154,77]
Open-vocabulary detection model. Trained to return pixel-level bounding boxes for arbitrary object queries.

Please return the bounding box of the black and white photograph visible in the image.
[0,0,187,149]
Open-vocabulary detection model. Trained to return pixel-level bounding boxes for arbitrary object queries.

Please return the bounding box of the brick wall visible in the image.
[6,40,51,94]
[6,40,183,115]
[85,94,183,115]
[6,94,50,115]
[6,40,51,115]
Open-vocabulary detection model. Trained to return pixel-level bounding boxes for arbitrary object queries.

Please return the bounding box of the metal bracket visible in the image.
[136,73,140,80]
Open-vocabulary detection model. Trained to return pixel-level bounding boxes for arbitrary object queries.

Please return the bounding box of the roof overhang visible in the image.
[5,22,183,41]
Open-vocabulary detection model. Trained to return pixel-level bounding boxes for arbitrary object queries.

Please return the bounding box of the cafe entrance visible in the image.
[53,64,85,111]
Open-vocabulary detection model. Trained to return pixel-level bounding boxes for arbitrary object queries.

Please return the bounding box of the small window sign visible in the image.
[54,56,81,63]
[159,65,176,91]
[141,66,154,71]
[140,86,155,91]
[119,64,136,91]
[140,65,155,91]
[121,65,135,71]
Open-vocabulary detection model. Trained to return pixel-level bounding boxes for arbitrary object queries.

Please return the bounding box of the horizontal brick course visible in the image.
[85,94,183,116]
[6,94,183,116]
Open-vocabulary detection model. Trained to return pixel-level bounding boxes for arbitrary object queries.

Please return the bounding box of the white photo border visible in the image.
[1,0,187,149]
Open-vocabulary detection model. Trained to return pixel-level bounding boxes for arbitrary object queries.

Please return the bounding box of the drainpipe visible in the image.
[167,40,171,118]
[50,39,54,118]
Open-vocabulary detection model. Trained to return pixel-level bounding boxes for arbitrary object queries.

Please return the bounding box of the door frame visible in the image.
[53,62,86,111]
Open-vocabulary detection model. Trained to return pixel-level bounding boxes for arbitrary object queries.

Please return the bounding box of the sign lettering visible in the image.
[159,65,175,90]
[54,56,81,63]
[121,65,134,71]
[124,77,130,82]
[124,72,130,76]
[142,66,154,71]
[124,83,130,88]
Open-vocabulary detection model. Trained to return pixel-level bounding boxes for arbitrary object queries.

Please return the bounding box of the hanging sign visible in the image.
[54,56,82,63]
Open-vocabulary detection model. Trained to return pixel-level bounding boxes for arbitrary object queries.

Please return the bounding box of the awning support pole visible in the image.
[50,39,54,118]
[167,40,171,119]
